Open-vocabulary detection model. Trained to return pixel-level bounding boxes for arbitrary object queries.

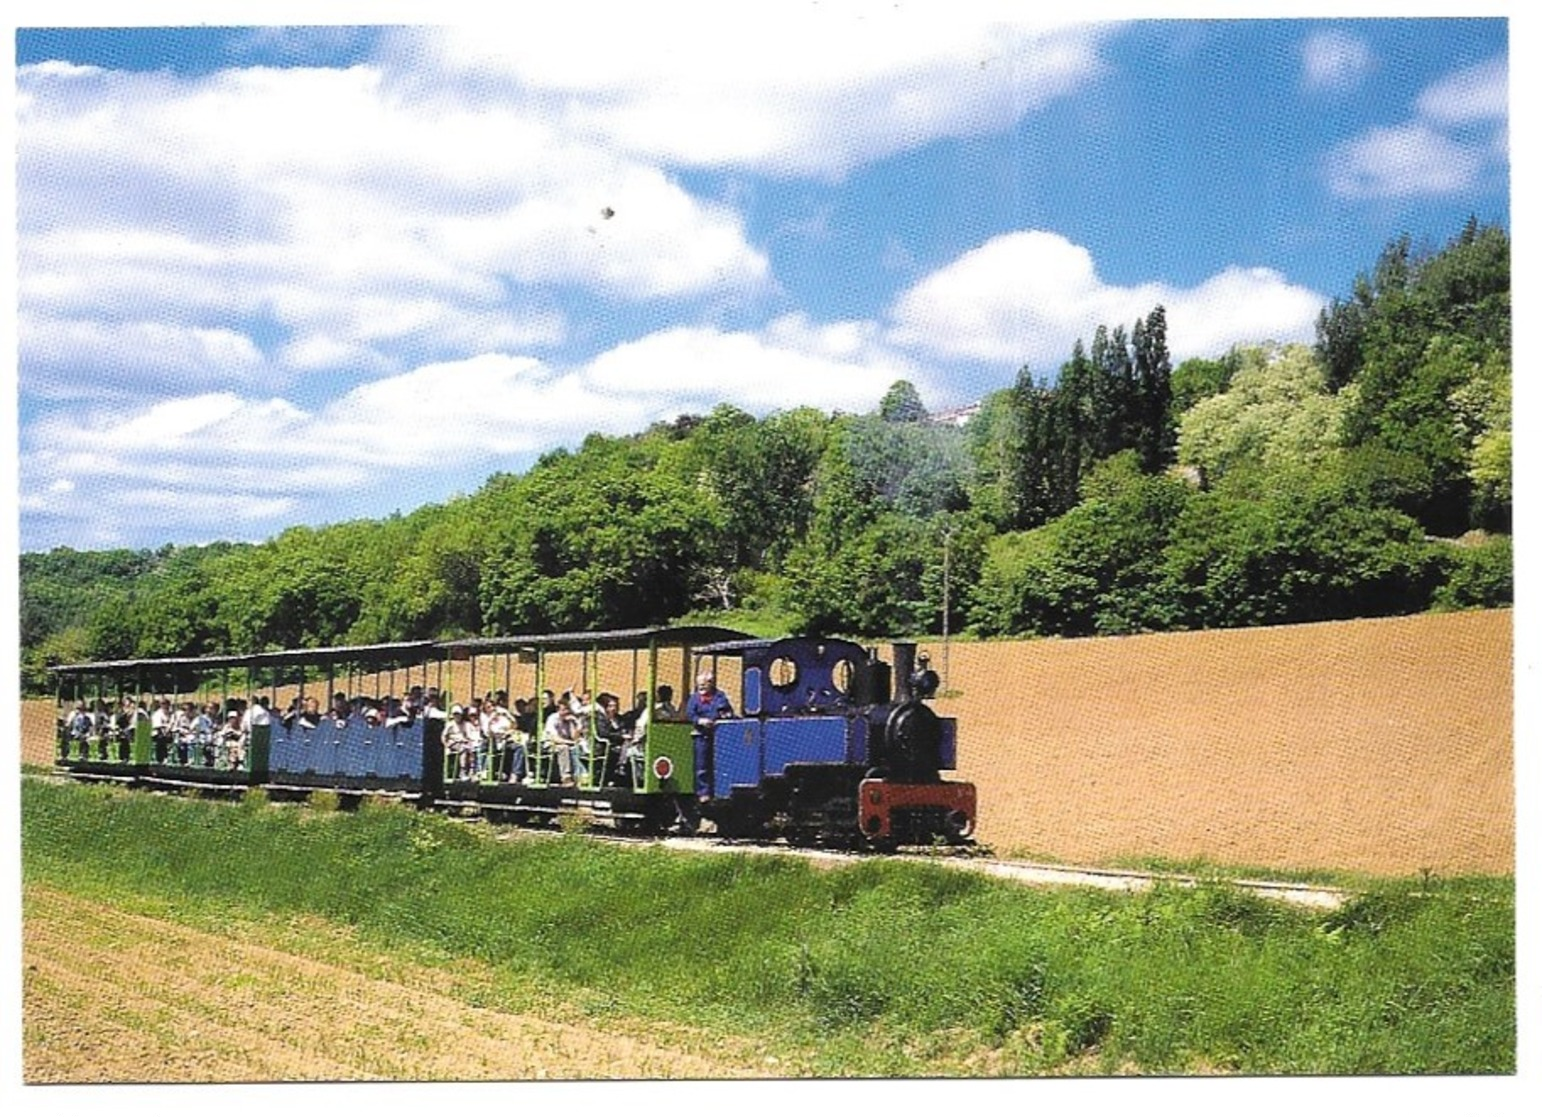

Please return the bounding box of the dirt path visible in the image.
[21,883,766,1083]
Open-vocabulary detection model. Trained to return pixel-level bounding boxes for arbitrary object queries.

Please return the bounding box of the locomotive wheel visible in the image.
[714,806,759,840]
[943,808,975,842]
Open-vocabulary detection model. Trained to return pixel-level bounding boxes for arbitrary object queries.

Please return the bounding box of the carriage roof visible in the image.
[438,624,752,656]
[48,627,756,679]
[48,640,442,676]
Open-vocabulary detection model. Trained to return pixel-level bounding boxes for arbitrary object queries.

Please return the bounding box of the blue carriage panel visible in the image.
[336,719,373,777]
[332,722,354,774]
[318,721,348,775]
[763,716,848,776]
[712,718,763,799]
[354,725,380,777]
[937,717,958,770]
[366,725,389,777]
[293,725,317,773]
[391,723,425,778]
[270,722,316,776]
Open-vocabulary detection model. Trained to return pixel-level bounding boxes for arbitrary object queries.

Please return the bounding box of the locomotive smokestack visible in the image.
[892,642,916,703]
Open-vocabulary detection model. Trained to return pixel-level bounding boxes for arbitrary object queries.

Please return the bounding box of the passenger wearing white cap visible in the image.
[442,705,482,781]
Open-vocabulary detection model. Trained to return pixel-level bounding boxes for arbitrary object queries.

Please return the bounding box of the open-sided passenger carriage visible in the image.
[433,625,750,830]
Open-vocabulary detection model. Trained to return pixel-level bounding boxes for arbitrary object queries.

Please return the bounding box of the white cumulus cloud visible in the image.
[391,13,1111,179]
[886,231,1324,372]
[17,320,931,547]
[1325,55,1507,200]
[21,317,269,400]
[584,314,928,415]
[16,54,770,397]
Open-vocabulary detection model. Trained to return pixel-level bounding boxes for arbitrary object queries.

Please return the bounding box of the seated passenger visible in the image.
[514,697,537,740]
[543,702,580,787]
[109,697,135,760]
[618,691,647,734]
[655,685,679,720]
[381,695,411,729]
[171,701,196,764]
[242,695,272,734]
[67,701,92,755]
[297,696,323,730]
[484,698,524,784]
[443,705,482,781]
[220,710,246,769]
[424,687,446,719]
[592,693,628,787]
[505,698,535,782]
[192,702,217,767]
[92,700,112,759]
[330,692,351,727]
[461,706,484,780]
[151,696,174,762]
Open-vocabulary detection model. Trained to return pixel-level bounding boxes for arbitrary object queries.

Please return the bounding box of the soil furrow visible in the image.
[23,884,759,1082]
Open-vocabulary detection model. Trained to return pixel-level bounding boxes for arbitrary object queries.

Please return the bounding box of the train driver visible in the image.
[685,670,735,803]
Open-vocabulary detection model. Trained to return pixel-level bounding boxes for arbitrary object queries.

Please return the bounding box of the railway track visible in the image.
[31,770,1350,910]
[490,821,1352,910]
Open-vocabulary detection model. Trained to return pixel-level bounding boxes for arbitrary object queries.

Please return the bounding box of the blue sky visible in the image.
[11,9,1511,552]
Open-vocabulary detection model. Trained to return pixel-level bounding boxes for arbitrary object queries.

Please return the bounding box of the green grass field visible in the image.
[22,779,1515,1076]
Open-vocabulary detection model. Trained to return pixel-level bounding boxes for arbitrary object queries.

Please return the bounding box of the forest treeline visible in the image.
[20,221,1511,690]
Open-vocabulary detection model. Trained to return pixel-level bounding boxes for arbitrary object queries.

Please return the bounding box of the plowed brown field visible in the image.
[20,609,1513,876]
[934,609,1512,876]
[22,883,765,1082]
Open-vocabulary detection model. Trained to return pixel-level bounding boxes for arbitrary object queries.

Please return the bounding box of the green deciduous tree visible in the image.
[969,453,1190,637]
[1176,343,1353,486]
[1335,222,1510,533]
[878,379,928,423]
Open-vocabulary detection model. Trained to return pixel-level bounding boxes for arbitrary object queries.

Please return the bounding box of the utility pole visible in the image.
[941,522,954,692]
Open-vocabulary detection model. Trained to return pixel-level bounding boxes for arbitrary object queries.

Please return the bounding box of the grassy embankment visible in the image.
[22,779,1514,1076]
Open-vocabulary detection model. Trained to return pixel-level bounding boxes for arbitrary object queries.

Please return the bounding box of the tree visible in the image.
[842,414,971,519]
[1132,305,1175,472]
[477,433,720,633]
[1162,468,1440,629]
[1089,324,1135,459]
[1170,349,1241,418]
[693,405,831,570]
[1176,344,1353,487]
[969,453,1189,637]
[878,379,928,423]
[966,369,1066,532]
[782,510,986,636]
[1333,222,1510,533]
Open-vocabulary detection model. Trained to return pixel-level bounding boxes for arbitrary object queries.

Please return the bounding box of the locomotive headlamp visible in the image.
[652,756,674,781]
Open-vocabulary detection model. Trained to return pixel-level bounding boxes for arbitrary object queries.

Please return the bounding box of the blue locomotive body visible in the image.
[694,636,975,844]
